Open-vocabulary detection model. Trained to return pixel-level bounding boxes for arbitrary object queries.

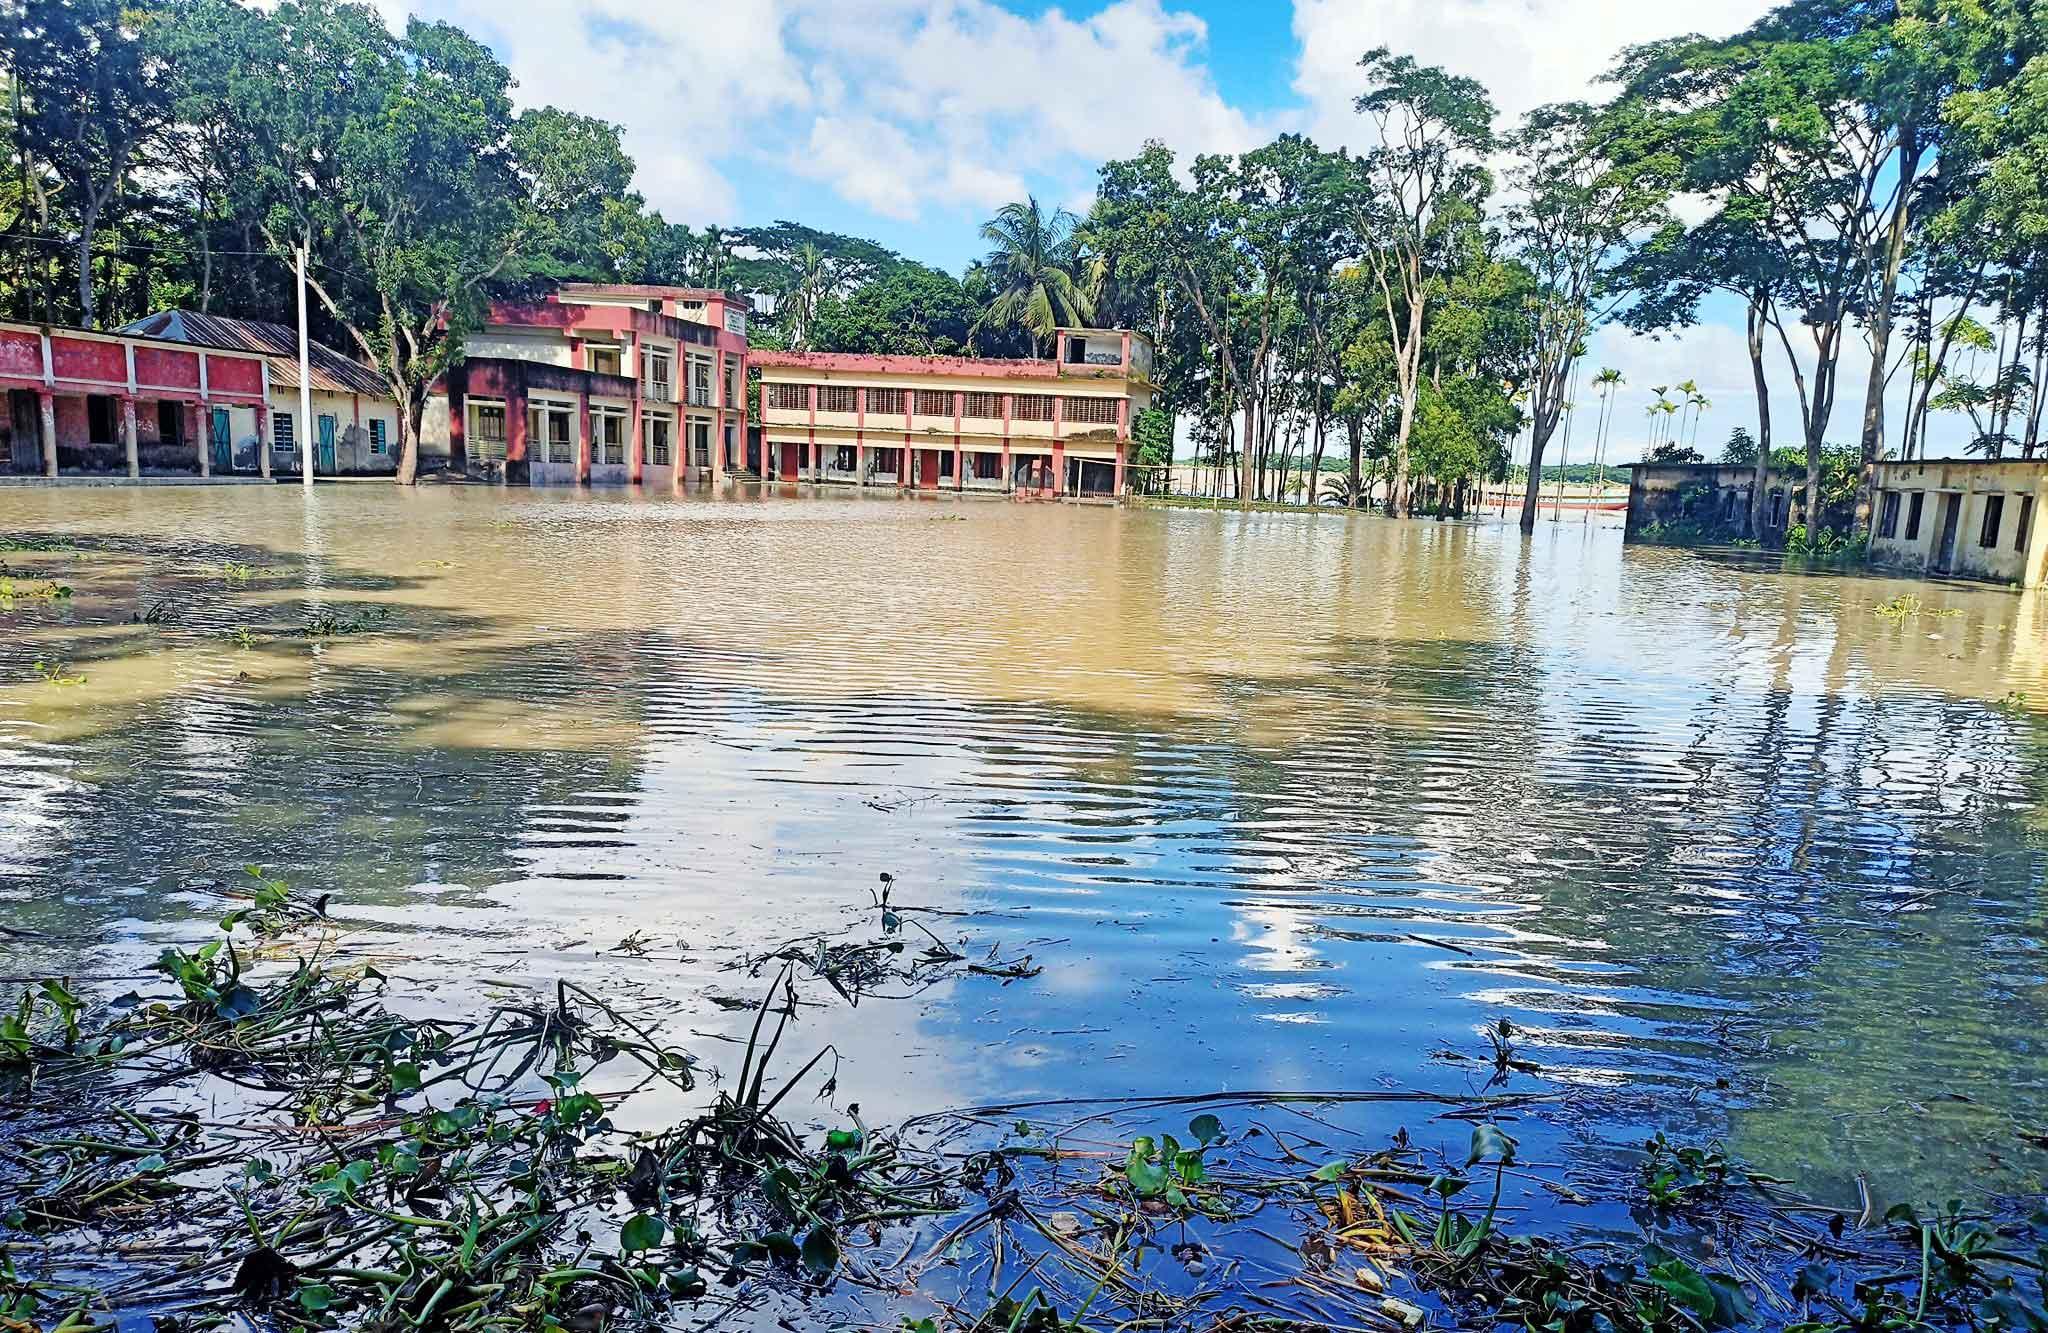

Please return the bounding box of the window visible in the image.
[588,345,622,376]
[688,357,714,407]
[1063,395,1120,425]
[470,405,505,443]
[597,410,627,465]
[1905,491,1925,540]
[765,383,809,412]
[689,419,711,467]
[939,449,955,479]
[834,445,857,472]
[274,412,295,452]
[1980,494,2005,548]
[369,419,389,455]
[972,451,1002,480]
[642,413,671,466]
[1012,394,1054,422]
[2017,496,2035,552]
[915,390,952,416]
[867,388,906,416]
[1878,490,1900,539]
[817,385,856,414]
[722,421,736,467]
[643,349,674,402]
[963,391,1002,420]
[532,405,573,463]
[157,401,183,446]
[87,395,117,443]
[723,356,740,408]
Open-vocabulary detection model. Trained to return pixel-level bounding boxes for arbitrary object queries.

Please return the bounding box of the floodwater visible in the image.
[2,484,2046,1218]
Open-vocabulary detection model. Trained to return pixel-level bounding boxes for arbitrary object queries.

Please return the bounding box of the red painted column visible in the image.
[448,377,468,476]
[628,332,643,485]
[1001,394,1013,494]
[187,402,205,476]
[855,387,867,487]
[252,403,269,480]
[807,383,818,481]
[576,391,591,484]
[1115,441,1126,497]
[1050,396,1064,496]
[953,391,964,491]
[1120,330,1132,368]
[507,387,529,471]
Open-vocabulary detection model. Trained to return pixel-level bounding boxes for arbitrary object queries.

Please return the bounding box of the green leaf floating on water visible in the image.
[1125,1152,1169,1197]
[801,1224,839,1276]
[1188,1113,1223,1145]
[1467,1122,1518,1167]
[619,1213,665,1252]
[1646,1256,1716,1320]
[1311,1160,1347,1182]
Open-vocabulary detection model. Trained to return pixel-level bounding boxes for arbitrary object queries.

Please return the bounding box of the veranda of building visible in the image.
[752,330,1154,497]
[1,321,271,480]
[420,285,750,487]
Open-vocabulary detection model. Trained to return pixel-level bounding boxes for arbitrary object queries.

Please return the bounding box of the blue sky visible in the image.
[371,0,1966,462]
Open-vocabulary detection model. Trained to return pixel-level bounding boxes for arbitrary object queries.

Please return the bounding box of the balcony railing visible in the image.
[642,378,675,403]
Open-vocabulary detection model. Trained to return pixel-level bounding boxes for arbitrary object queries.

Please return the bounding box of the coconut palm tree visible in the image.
[1589,368,1624,519]
[779,243,830,353]
[974,196,1095,357]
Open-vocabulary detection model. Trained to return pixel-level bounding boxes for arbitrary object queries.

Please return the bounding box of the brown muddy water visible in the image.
[2,484,2046,1216]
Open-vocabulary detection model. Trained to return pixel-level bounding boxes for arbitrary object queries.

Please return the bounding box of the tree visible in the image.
[1505,98,1674,533]
[812,264,977,355]
[229,1,639,484]
[974,196,1093,356]
[2,0,171,326]
[1349,48,1497,515]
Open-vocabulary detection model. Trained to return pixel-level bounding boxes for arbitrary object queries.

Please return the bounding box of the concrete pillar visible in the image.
[629,408,643,485]
[855,388,867,487]
[1001,394,1013,494]
[1050,397,1064,497]
[120,396,139,478]
[448,376,468,475]
[954,441,964,492]
[856,442,866,487]
[35,392,56,477]
[709,411,722,485]
[1114,441,1126,498]
[255,405,271,479]
[186,402,205,477]
[576,392,591,484]
[507,389,528,466]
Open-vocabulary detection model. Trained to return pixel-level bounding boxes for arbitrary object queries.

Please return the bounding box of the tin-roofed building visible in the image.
[123,310,400,476]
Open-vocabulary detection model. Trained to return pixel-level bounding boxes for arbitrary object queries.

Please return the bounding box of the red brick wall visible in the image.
[50,337,125,384]
[0,330,41,380]
[205,354,263,396]
[135,346,200,390]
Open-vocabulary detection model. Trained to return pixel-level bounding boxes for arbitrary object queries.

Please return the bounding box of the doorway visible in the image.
[1933,492,1962,572]
[317,414,338,473]
[210,407,233,472]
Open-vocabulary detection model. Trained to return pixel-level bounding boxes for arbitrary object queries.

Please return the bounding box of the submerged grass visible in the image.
[3,875,2044,1333]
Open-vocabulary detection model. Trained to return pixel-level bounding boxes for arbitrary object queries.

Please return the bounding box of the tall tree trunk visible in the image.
[1854,135,1922,531]
[1747,296,1774,543]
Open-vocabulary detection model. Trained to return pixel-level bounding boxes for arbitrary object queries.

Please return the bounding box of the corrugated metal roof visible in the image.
[122,310,388,398]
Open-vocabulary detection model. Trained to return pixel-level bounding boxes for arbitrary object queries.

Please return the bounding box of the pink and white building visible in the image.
[751,330,1154,498]
[1,320,272,480]
[422,285,750,487]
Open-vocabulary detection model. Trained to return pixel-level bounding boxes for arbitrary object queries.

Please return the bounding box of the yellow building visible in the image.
[1868,459,2048,586]
[752,329,1153,497]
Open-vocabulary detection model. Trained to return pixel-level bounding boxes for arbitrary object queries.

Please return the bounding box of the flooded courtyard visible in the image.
[3,483,2046,1240]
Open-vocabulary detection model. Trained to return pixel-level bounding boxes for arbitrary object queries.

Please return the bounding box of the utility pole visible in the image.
[296,240,313,490]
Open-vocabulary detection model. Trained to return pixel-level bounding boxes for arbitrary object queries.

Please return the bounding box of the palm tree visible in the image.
[1674,379,1700,442]
[974,196,1094,357]
[1589,368,1624,519]
[779,243,830,352]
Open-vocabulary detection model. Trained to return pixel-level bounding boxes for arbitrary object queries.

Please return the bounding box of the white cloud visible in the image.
[1288,0,1774,154]
[374,0,1261,227]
